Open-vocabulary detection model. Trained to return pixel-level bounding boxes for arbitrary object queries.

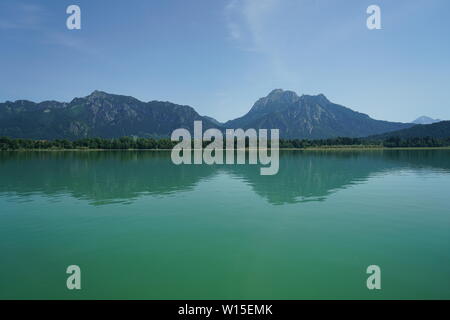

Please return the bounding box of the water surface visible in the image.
[0,150,449,299]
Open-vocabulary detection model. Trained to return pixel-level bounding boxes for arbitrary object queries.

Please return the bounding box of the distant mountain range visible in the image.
[0,89,439,140]
[412,116,442,125]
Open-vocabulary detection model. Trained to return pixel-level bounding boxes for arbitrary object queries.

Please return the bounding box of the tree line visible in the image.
[381,136,450,148]
[0,136,449,151]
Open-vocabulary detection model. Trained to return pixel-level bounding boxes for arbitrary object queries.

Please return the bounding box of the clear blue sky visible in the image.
[1,0,449,122]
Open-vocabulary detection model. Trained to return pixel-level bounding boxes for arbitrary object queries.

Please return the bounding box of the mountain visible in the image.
[202,116,223,126]
[0,89,417,140]
[412,116,442,125]
[0,91,218,139]
[371,121,450,139]
[225,89,414,139]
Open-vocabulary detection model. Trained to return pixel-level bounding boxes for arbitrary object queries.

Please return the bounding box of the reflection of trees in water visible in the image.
[0,151,216,205]
[0,150,449,205]
[381,149,450,171]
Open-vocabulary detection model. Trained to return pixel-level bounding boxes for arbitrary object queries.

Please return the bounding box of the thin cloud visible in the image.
[0,2,46,30]
[225,0,278,51]
[0,1,97,55]
[224,0,297,82]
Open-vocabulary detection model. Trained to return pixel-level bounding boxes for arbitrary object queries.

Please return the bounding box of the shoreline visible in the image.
[2,146,450,152]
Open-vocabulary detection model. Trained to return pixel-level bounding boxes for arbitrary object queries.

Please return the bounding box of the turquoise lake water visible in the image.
[0,150,449,299]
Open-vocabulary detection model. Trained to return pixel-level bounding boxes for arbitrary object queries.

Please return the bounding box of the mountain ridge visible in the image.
[225,89,414,139]
[0,89,418,140]
[370,120,450,139]
[0,90,218,139]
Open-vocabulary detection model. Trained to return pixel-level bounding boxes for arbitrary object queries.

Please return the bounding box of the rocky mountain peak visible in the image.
[412,116,442,125]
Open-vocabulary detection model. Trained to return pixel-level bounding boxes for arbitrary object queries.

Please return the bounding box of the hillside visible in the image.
[0,91,218,139]
[226,89,413,139]
[371,121,450,139]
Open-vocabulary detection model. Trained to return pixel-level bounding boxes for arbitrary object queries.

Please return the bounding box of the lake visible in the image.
[0,150,449,299]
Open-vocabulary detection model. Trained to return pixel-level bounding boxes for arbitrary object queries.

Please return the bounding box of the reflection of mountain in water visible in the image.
[0,151,215,205]
[0,150,449,205]
[225,151,391,204]
[227,150,450,204]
